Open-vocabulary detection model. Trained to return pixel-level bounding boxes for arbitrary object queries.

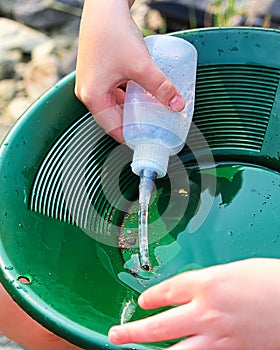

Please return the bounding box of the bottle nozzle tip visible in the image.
[141,264,151,271]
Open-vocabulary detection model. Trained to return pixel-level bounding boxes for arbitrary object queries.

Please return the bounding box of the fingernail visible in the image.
[138,294,144,306]
[169,94,185,112]
[108,328,120,344]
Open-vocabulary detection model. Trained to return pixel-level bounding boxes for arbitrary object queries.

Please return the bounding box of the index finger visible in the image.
[131,57,185,112]
[108,302,198,345]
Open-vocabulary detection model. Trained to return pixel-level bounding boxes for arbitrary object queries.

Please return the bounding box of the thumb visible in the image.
[132,57,186,112]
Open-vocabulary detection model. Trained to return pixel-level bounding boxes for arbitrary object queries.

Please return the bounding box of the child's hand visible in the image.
[109,258,280,349]
[75,0,184,143]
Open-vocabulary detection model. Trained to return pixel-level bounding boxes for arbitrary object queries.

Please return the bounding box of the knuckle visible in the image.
[149,322,165,340]
[216,336,234,349]
[202,308,222,327]
[152,75,178,106]
[155,79,174,97]
[74,83,91,106]
[160,284,175,304]
[74,82,103,113]
[200,269,220,295]
[127,56,151,78]
[124,327,137,343]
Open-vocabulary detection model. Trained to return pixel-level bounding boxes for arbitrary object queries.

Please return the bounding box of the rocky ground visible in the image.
[0,0,82,142]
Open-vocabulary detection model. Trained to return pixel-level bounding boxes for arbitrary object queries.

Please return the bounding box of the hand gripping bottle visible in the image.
[123,35,197,270]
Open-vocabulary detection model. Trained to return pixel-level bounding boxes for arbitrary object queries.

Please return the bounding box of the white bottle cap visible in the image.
[131,143,170,178]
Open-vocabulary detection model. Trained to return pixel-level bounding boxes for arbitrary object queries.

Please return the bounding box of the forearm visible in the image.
[0,284,80,350]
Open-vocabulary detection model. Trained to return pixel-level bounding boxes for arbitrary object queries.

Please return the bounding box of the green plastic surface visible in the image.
[0,27,280,349]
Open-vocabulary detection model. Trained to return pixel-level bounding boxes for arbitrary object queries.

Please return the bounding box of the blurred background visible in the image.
[1,0,280,141]
[0,0,280,348]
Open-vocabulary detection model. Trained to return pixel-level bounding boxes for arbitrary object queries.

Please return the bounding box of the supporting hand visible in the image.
[109,258,280,350]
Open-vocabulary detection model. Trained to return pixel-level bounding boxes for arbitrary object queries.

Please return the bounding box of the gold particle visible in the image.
[178,188,188,196]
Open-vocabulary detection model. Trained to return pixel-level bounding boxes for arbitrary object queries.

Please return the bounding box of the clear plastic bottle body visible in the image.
[123,35,197,270]
[124,104,188,154]
[123,34,197,178]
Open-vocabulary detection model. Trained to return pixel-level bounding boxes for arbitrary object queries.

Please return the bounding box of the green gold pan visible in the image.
[0,27,280,349]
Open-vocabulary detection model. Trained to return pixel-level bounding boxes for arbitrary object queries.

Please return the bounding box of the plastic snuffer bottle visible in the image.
[123,34,197,271]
